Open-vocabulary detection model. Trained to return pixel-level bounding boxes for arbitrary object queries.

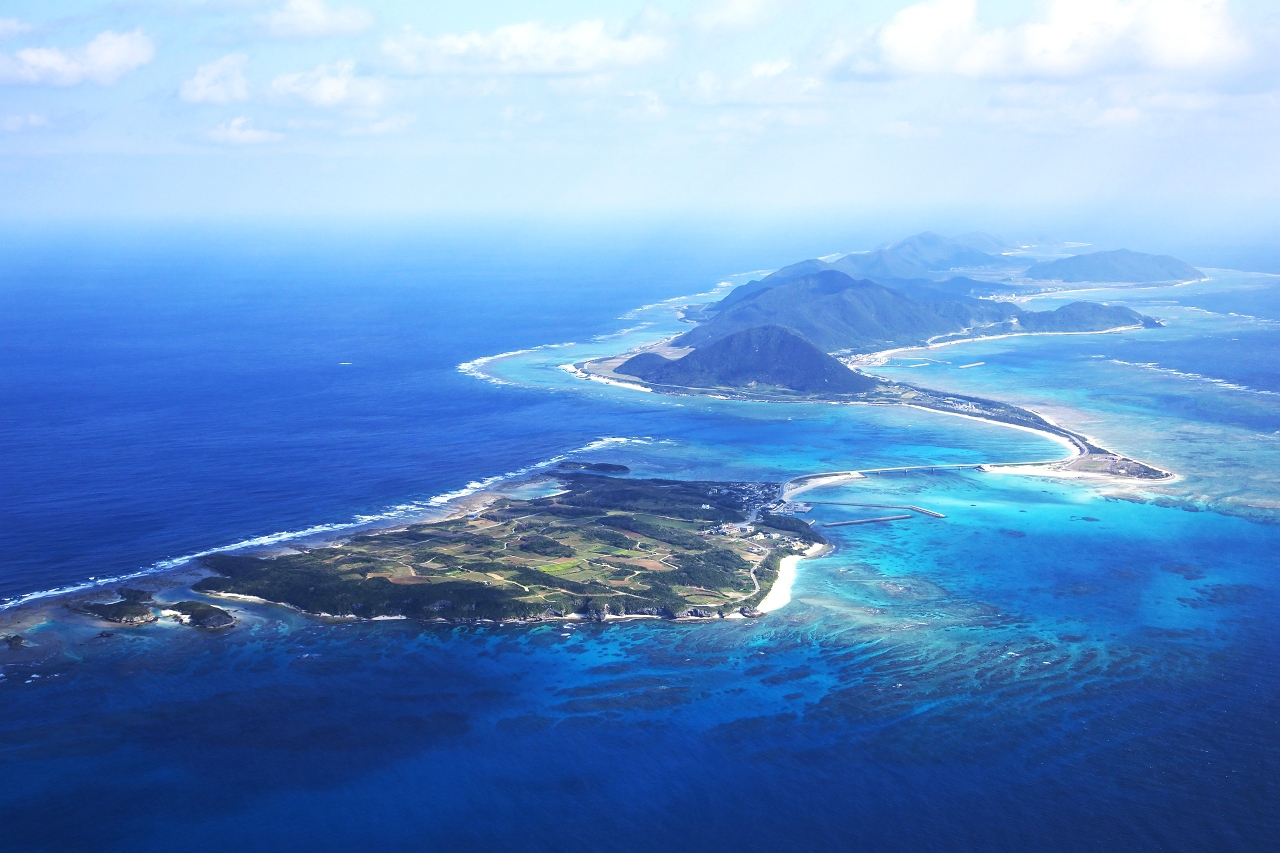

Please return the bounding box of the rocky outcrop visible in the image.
[79,600,157,625]
[620,325,878,394]
[170,601,235,629]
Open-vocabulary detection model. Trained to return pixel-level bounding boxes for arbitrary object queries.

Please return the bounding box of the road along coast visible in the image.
[573,348,1172,484]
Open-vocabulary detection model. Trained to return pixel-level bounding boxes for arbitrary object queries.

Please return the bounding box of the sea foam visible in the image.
[0,436,654,612]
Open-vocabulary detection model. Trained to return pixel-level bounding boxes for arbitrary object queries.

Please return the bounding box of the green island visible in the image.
[568,246,1173,481]
[67,587,236,629]
[63,235,1183,633]
[194,473,824,623]
[581,337,1168,480]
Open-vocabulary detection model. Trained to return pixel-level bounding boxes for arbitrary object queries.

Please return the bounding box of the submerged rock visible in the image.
[4,635,26,650]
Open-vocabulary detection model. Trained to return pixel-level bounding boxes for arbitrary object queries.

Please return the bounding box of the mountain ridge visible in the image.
[616,325,877,394]
[685,270,1156,354]
[1025,249,1203,283]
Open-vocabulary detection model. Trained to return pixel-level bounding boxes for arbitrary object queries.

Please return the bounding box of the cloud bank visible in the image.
[0,29,154,86]
[271,60,382,106]
[260,0,374,40]
[181,54,249,104]
[0,18,34,38]
[855,0,1246,78]
[384,20,666,75]
[208,116,283,144]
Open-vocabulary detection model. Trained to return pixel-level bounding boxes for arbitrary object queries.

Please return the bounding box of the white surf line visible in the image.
[557,336,1175,484]
[1010,278,1207,299]
[848,324,1145,368]
[899,404,1083,461]
[1108,359,1280,398]
[560,334,1178,484]
[560,363,654,392]
[458,279,741,386]
[0,436,655,613]
[777,404,1151,497]
[457,341,579,385]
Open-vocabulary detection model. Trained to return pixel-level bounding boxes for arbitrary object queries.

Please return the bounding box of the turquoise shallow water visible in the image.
[2,242,1278,851]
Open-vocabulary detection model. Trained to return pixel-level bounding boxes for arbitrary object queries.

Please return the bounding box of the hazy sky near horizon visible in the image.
[2,0,1278,240]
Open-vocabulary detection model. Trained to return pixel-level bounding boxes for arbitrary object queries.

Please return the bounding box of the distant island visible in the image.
[40,232,1181,635]
[728,232,1018,288]
[571,235,1173,484]
[618,325,878,394]
[683,269,1157,353]
[1024,249,1204,283]
[719,233,1204,297]
[193,474,824,623]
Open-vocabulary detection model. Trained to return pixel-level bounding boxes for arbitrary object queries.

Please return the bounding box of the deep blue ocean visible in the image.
[1,227,1277,852]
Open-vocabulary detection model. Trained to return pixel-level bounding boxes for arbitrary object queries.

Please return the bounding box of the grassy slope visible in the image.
[196,476,813,621]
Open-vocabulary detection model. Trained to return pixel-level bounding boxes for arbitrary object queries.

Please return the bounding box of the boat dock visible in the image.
[806,501,946,519]
[779,464,984,499]
[824,515,914,527]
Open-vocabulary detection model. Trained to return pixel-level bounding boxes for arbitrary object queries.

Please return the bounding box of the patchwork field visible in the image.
[196,474,820,621]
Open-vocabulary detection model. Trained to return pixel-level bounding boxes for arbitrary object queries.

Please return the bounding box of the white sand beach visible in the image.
[757,543,827,613]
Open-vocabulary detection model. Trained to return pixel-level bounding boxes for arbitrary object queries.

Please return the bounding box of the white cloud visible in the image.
[362,114,412,134]
[878,0,977,74]
[208,116,283,144]
[751,60,791,79]
[260,0,374,39]
[3,113,48,132]
[862,0,1246,79]
[0,30,154,86]
[880,119,939,138]
[0,18,34,38]
[271,60,383,107]
[688,61,821,106]
[621,90,667,119]
[181,54,249,104]
[383,20,666,75]
[694,0,774,30]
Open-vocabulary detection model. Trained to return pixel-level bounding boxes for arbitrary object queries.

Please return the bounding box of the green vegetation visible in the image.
[680,271,968,352]
[618,325,878,394]
[169,600,235,629]
[81,600,156,625]
[758,512,827,544]
[195,475,813,622]
[1024,249,1202,283]
[681,266,1161,356]
[714,233,1010,312]
[518,534,575,558]
[1016,302,1157,332]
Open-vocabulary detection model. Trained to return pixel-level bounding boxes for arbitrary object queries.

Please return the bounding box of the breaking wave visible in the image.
[1109,359,1280,397]
[0,436,654,612]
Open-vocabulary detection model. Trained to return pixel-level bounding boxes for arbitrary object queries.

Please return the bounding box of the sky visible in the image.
[1,0,1278,249]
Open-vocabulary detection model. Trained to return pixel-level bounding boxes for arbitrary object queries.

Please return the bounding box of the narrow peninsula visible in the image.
[573,239,1173,482]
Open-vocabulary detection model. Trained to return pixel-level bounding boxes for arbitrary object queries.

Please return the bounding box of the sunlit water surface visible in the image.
[2,238,1277,851]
